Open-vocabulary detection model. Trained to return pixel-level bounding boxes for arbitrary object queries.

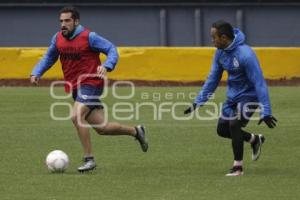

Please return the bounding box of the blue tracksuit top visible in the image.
[31,25,119,77]
[194,28,272,117]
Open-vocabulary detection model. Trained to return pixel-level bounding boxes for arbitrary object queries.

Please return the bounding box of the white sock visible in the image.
[233,160,243,167]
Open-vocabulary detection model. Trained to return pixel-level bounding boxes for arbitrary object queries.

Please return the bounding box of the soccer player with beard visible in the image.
[31,6,148,173]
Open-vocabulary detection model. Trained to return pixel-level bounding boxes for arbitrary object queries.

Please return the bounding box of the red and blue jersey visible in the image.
[31,25,119,92]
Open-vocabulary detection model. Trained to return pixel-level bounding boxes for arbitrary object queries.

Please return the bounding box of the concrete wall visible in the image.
[1,47,300,80]
[1,3,300,47]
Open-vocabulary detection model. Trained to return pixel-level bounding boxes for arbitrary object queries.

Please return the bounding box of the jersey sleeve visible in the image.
[88,32,119,72]
[31,33,59,77]
[194,51,223,106]
[243,48,272,117]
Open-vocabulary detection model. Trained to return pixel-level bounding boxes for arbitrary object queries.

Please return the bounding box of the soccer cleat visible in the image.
[77,157,96,173]
[226,166,244,176]
[251,134,265,161]
[135,125,148,152]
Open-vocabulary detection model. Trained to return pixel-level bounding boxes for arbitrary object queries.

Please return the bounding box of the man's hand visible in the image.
[30,75,40,85]
[184,103,197,114]
[258,115,278,128]
[97,65,107,79]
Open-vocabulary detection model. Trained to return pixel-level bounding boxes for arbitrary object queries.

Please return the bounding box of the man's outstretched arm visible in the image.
[184,51,223,114]
[31,34,59,85]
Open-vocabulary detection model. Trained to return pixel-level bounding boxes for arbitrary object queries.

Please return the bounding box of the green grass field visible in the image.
[0,86,300,200]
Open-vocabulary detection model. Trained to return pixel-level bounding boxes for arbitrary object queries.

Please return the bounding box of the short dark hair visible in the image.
[59,6,80,20]
[212,20,234,40]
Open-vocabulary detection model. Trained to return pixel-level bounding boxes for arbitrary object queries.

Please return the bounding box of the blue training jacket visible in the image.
[31,25,119,77]
[194,28,272,117]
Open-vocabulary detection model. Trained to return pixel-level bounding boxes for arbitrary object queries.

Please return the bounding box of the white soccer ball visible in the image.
[46,150,69,172]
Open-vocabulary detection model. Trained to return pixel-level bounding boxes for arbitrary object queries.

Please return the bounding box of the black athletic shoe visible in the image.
[77,157,96,173]
[251,134,265,161]
[135,125,148,152]
[226,166,244,176]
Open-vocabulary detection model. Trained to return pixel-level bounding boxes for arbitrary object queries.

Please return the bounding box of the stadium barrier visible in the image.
[0,47,299,81]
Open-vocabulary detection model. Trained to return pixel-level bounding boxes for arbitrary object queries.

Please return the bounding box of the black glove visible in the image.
[184,103,197,114]
[258,115,278,128]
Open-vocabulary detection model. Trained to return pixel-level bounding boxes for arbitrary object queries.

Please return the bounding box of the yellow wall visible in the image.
[0,47,299,81]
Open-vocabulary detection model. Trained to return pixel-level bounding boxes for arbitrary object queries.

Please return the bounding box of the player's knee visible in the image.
[217,123,228,138]
[228,120,241,131]
[71,113,85,126]
[71,113,78,125]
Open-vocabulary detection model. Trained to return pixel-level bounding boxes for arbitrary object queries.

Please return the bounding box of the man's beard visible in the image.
[62,28,75,39]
